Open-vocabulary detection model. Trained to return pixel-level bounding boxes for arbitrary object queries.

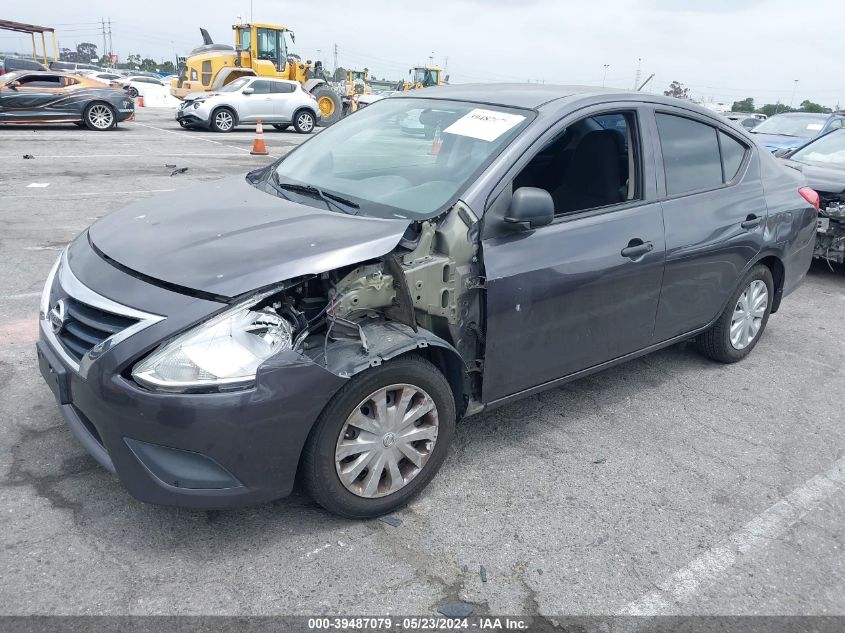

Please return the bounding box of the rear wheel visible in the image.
[210,107,236,133]
[696,264,774,363]
[310,84,342,126]
[127,86,139,98]
[272,124,289,131]
[83,102,116,131]
[293,110,315,134]
[301,356,455,518]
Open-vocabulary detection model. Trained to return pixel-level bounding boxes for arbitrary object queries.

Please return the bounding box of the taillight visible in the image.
[799,187,820,211]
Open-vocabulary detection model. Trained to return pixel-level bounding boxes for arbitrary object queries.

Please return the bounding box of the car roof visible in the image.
[248,76,296,84]
[399,83,731,119]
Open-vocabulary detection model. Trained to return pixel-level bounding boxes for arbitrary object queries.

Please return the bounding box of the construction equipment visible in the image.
[341,68,371,115]
[396,66,446,91]
[170,24,342,125]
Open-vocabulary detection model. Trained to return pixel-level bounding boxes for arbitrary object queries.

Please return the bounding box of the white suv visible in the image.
[176,76,321,133]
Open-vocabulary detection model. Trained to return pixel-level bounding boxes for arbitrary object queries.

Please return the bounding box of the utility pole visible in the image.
[101,18,107,65]
[602,63,610,87]
[632,57,642,91]
[107,17,113,66]
[333,43,338,73]
[429,51,435,66]
[789,79,799,109]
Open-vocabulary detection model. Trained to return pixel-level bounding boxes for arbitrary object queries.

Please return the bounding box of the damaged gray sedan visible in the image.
[37,85,816,517]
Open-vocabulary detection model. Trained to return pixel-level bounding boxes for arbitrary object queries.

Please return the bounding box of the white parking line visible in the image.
[0,153,250,159]
[5,189,176,199]
[132,121,279,157]
[623,454,845,615]
[0,291,41,300]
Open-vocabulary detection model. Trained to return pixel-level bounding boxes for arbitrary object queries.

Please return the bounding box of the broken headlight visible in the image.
[132,294,293,393]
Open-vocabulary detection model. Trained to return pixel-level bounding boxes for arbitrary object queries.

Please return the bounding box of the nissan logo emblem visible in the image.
[49,299,66,334]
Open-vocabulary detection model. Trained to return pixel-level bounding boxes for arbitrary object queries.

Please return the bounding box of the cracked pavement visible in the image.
[1,109,843,616]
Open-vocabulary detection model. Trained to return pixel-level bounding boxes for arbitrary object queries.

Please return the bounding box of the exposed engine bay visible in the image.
[815,192,845,266]
[249,202,485,414]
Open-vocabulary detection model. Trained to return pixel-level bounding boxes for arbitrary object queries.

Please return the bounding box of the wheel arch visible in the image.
[752,252,786,313]
[321,320,467,418]
[210,67,256,90]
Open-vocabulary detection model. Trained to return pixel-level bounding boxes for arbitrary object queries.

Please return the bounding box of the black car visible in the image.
[37,85,817,517]
[0,56,48,74]
[780,128,845,265]
[0,70,134,130]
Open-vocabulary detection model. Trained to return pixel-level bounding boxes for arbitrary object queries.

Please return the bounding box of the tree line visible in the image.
[59,42,174,73]
[664,80,836,116]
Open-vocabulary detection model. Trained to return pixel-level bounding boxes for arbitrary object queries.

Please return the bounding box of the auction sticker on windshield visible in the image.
[444,108,526,142]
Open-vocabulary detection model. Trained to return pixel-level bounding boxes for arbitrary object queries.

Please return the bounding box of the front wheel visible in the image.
[293,110,315,134]
[696,264,774,363]
[301,356,455,518]
[210,107,236,133]
[83,102,116,130]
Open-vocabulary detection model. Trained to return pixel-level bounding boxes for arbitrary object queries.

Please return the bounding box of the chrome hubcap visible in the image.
[297,113,313,131]
[89,104,113,129]
[335,383,439,499]
[215,111,233,130]
[730,279,768,350]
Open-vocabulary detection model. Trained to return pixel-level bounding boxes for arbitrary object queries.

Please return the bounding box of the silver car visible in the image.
[176,76,321,133]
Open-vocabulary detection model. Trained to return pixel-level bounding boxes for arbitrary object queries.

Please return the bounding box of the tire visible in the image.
[83,102,116,131]
[310,84,342,126]
[210,107,236,133]
[127,86,139,98]
[301,356,455,518]
[696,264,774,363]
[178,119,189,128]
[293,109,315,134]
[272,124,289,131]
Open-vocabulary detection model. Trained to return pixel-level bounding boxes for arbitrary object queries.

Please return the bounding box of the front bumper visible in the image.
[36,238,346,509]
[176,107,208,127]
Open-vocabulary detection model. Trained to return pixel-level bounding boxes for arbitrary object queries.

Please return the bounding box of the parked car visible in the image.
[749,111,845,153]
[0,70,135,129]
[778,128,845,266]
[0,56,48,74]
[49,61,106,73]
[37,85,816,517]
[176,76,320,133]
[84,71,124,86]
[116,75,166,98]
[724,112,762,130]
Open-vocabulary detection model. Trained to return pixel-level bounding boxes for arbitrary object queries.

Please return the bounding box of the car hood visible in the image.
[750,132,811,151]
[782,160,845,194]
[88,176,411,298]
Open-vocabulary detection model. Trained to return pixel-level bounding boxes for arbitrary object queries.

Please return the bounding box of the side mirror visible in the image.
[504,187,554,230]
[773,148,791,158]
[8,80,20,90]
[242,87,254,94]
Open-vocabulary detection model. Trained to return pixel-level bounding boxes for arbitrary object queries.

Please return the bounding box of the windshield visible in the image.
[220,77,250,92]
[789,130,845,169]
[273,98,532,219]
[751,114,827,138]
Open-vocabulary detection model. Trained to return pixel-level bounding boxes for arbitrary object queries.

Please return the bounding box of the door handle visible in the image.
[621,239,654,260]
[741,214,762,230]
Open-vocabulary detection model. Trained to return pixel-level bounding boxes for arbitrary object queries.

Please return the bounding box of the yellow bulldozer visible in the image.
[341,68,372,115]
[397,66,446,91]
[171,24,342,125]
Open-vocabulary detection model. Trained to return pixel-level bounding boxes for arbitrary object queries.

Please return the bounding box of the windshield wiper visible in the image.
[271,173,360,215]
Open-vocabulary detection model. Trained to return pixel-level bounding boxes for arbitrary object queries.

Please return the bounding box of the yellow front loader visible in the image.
[171,24,342,125]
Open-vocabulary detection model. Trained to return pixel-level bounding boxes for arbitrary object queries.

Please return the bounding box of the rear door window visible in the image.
[272,82,295,93]
[656,113,723,196]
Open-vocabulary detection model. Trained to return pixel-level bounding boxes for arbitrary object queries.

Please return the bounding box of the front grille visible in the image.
[57,297,138,362]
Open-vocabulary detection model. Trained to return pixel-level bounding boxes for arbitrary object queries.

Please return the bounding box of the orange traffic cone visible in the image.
[251,119,269,155]
[430,125,442,156]
[136,95,145,107]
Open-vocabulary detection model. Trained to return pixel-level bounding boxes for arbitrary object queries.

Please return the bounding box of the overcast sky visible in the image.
[3,0,842,108]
